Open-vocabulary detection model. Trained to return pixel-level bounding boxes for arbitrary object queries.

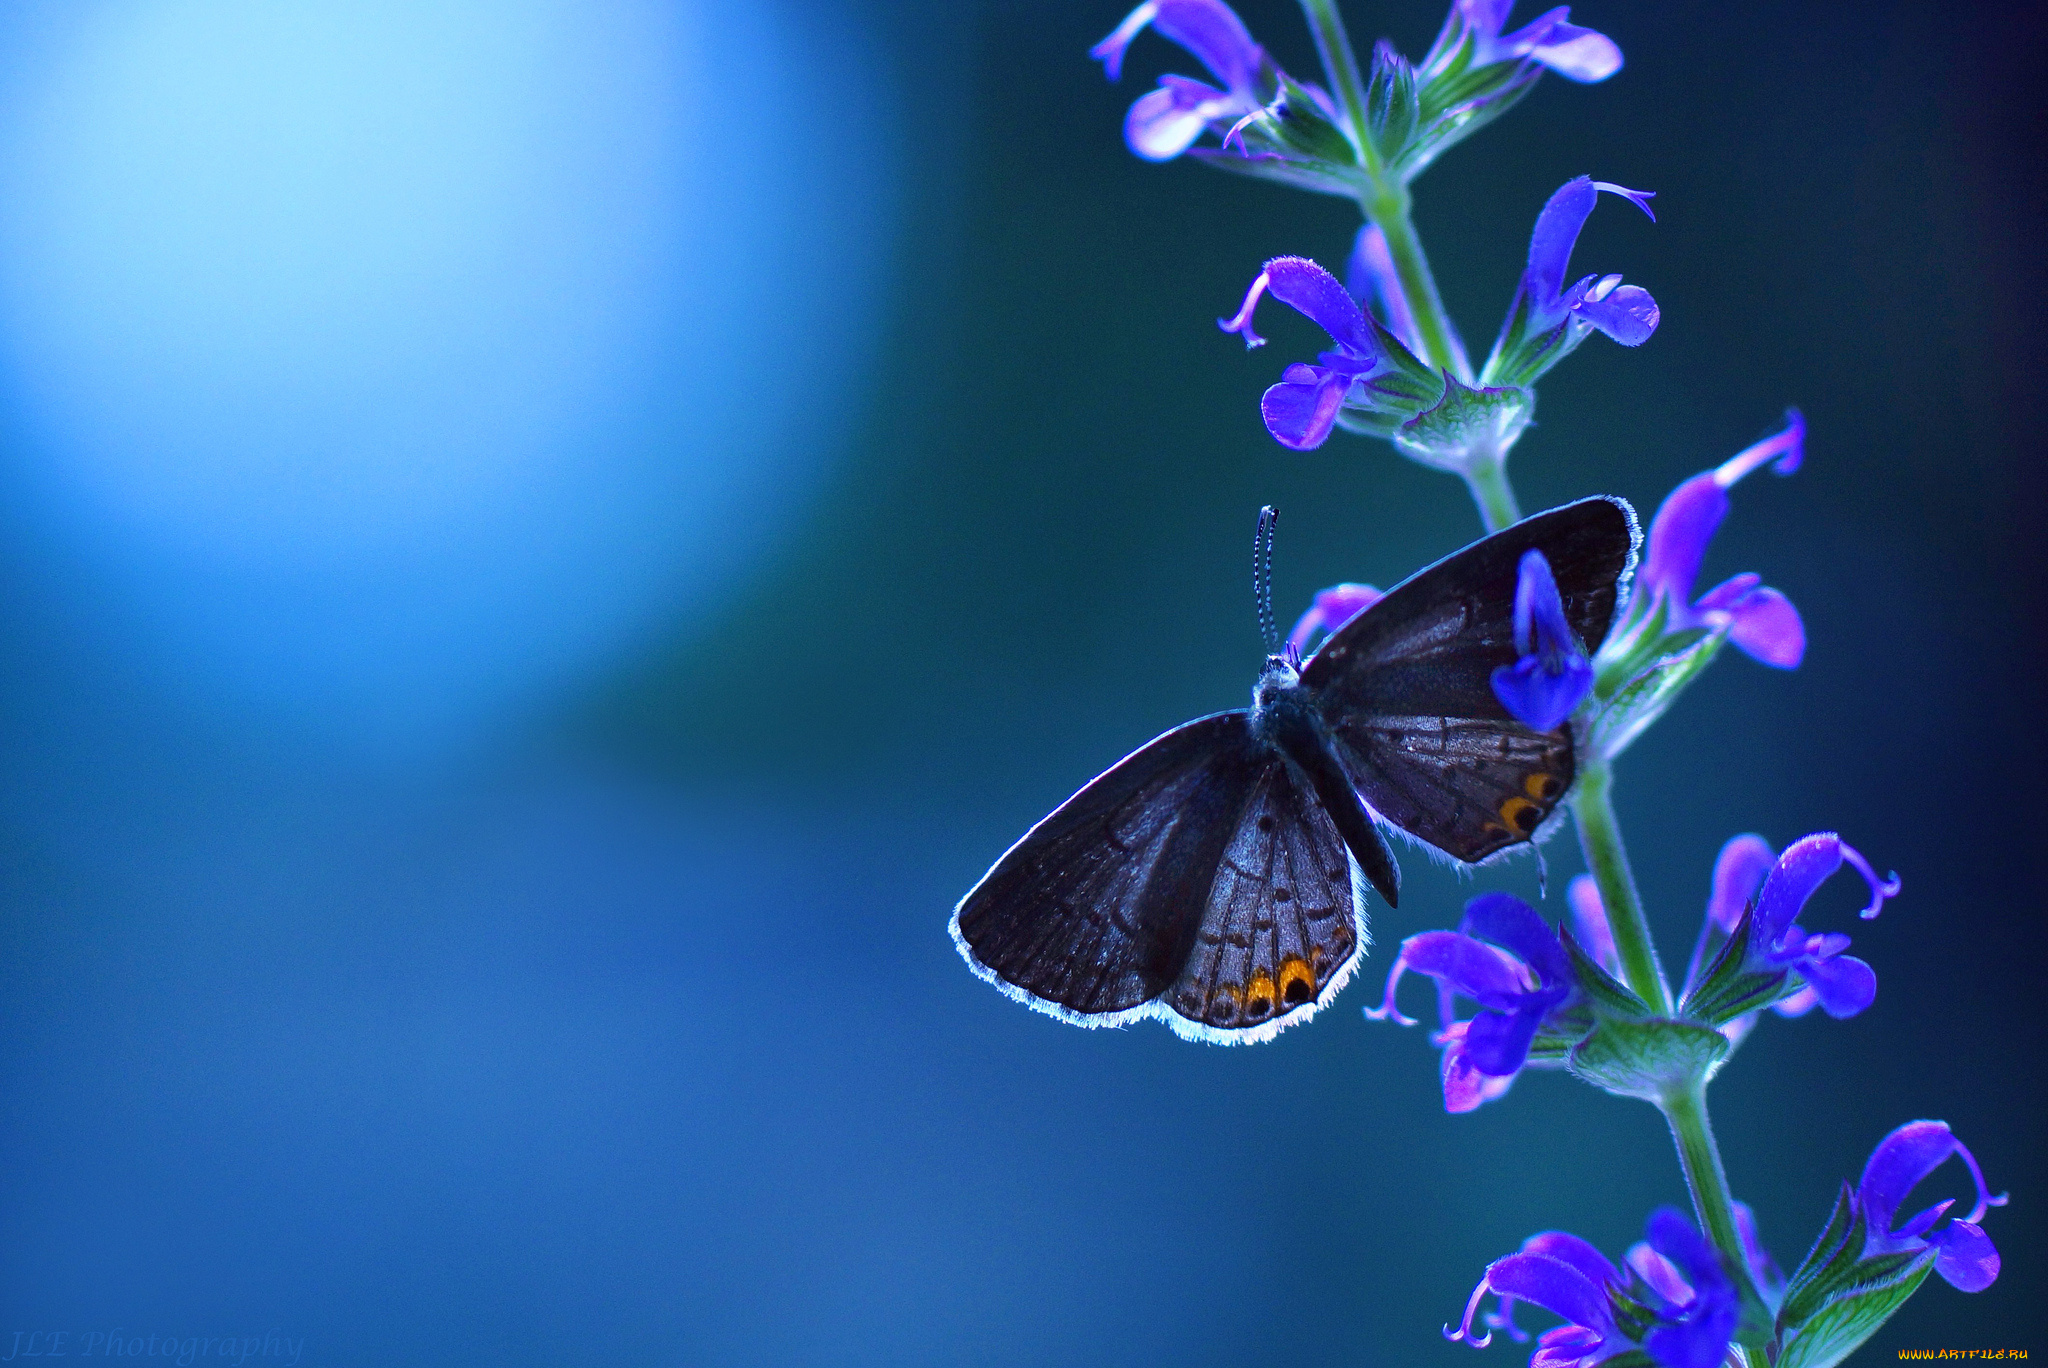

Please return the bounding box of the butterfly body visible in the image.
[952,497,1638,1044]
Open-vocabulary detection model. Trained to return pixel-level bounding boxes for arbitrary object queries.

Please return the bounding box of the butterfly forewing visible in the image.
[1302,497,1637,862]
[1165,758,1365,1041]
[952,712,1271,1021]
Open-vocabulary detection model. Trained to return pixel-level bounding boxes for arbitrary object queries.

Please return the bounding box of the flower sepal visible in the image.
[1392,373,1534,473]
[1557,921,1653,1017]
[1587,594,1728,760]
[1770,1184,1929,1368]
[1567,1016,1730,1103]
[1399,16,1545,178]
[1677,910,1795,1029]
[1207,66,1361,184]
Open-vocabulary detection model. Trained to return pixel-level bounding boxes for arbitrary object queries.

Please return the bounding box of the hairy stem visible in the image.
[1568,759,1671,1013]
[1460,451,1521,532]
[1362,190,1473,384]
[1662,1083,1776,1349]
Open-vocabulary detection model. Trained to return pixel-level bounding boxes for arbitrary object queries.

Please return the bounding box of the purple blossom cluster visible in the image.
[1085,1,2005,1364]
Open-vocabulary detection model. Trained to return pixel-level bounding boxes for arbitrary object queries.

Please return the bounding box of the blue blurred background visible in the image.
[0,0,2038,1363]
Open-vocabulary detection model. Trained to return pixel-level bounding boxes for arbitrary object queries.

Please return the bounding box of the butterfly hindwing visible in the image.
[951,712,1271,1023]
[1163,756,1367,1042]
[1301,497,1638,862]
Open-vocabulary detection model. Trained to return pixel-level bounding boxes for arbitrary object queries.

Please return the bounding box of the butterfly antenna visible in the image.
[1254,505,1281,657]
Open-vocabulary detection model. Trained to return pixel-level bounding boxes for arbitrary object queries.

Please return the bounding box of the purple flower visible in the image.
[1633,412,1807,668]
[1286,581,1383,658]
[1677,832,1900,1028]
[1091,0,1271,161]
[1430,1,1624,84]
[1365,892,1576,1112]
[1219,256,1434,450]
[1485,178,1659,387]
[1565,874,1619,979]
[1740,833,1896,1018]
[1855,1121,2006,1293]
[1491,549,1595,731]
[1450,1209,1740,1368]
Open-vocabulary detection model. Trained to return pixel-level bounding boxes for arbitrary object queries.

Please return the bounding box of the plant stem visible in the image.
[1362,190,1472,384]
[1297,0,1376,173]
[1296,0,1472,385]
[1460,451,1521,532]
[1662,1082,1775,1349]
[1568,759,1671,1013]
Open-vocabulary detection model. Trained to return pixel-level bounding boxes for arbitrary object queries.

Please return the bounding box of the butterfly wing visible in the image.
[1161,754,1368,1043]
[1301,497,1638,862]
[951,712,1272,1026]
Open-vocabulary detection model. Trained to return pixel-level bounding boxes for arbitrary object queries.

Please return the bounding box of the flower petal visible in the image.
[1707,834,1775,933]
[1798,950,1876,1019]
[1462,890,1571,988]
[1125,78,1233,161]
[1463,1000,1548,1077]
[1398,927,1531,1008]
[1492,653,1592,732]
[1723,585,1804,668]
[1495,7,1624,82]
[1150,0,1264,92]
[1573,282,1659,345]
[1261,255,1374,353]
[1289,582,1383,656]
[1752,833,1844,948]
[1637,473,1726,615]
[1932,1219,2000,1292]
[1641,1209,1740,1368]
[1490,550,1595,730]
[1260,367,1348,450]
[1566,875,1620,975]
[1090,1,1159,81]
[1519,1231,1624,1293]
[1858,1120,1965,1235]
[1483,1252,1616,1337]
[1529,18,1622,81]
[1524,177,1655,315]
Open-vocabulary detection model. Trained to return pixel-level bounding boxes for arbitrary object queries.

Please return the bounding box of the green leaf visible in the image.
[1774,1263,1933,1368]
[1567,1017,1729,1101]
[1391,373,1532,472]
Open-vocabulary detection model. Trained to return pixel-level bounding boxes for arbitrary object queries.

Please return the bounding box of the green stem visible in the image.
[1363,191,1472,384]
[1296,0,1471,385]
[1296,0,1376,173]
[1567,759,1671,1013]
[1460,452,1521,533]
[1661,1083,1775,1348]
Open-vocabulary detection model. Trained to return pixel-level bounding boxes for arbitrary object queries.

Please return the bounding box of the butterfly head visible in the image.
[1252,652,1303,711]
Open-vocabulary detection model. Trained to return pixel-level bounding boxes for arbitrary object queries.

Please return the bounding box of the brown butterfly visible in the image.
[951,498,1637,1042]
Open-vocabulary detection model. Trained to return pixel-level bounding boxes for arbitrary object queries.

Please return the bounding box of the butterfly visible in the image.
[950,497,1638,1043]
